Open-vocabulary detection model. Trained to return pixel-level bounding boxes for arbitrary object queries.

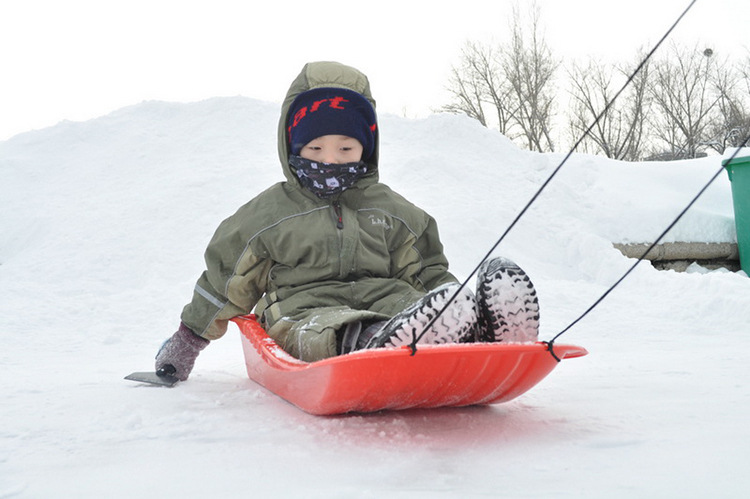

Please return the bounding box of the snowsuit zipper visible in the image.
[332,201,344,230]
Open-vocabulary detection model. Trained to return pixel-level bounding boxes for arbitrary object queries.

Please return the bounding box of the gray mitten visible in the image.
[155,323,210,381]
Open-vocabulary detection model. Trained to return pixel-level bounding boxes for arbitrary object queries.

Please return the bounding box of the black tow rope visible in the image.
[408,0,699,357]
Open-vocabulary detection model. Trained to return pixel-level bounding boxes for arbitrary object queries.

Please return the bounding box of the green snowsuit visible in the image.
[180,61,457,361]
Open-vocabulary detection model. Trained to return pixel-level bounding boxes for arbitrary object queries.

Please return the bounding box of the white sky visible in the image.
[1,0,748,141]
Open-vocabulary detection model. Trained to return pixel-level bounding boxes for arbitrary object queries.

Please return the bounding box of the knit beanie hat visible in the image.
[288,87,377,160]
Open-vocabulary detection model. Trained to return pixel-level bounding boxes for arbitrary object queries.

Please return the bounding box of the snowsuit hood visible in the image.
[277,61,380,186]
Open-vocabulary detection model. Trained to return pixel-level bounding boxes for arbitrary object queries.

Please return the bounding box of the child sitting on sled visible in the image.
[155,61,540,381]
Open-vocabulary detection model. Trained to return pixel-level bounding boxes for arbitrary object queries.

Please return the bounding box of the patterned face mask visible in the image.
[289,155,369,198]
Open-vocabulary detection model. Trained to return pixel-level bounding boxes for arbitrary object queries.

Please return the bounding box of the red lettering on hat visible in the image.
[309,99,329,112]
[290,95,353,129]
[291,107,307,128]
[329,96,348,109]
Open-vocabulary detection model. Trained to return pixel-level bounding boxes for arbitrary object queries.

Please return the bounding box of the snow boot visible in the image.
[364,283,478,349]
[475,257,540,343]
[339,320,388,354]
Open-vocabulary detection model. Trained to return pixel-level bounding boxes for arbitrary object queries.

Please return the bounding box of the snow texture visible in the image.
[1,96,749,498]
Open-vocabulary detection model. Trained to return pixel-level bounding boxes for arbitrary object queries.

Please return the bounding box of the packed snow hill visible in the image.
[1,96,749,498]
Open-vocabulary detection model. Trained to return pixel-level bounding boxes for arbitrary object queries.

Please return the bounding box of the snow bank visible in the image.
[1,97,748,498]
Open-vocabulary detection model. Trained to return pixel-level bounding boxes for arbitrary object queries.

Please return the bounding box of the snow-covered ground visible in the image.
[1,96,748,498]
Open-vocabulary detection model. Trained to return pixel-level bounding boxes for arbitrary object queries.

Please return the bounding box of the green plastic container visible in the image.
[723,151,750,273]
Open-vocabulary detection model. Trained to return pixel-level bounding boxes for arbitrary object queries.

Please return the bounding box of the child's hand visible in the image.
[154,323,210,381]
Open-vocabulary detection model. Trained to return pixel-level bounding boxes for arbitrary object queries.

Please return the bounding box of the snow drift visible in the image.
[1,96,749,498]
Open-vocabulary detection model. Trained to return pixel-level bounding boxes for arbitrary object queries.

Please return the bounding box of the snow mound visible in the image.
[1,97,749,498]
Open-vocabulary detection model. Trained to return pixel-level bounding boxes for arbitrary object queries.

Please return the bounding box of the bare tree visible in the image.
[442,41,517,134]
[647,44,722,159]
[442,43,489,127]
[441,2,558,152]
[567,55,650,160]
[500,3,558,152]
[476,43,517,136]
[741,56,750,145]
[443,8,750,159]
[704,55,750,152]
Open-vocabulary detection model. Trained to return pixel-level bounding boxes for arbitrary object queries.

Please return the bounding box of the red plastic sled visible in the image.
[232,315,587,415]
